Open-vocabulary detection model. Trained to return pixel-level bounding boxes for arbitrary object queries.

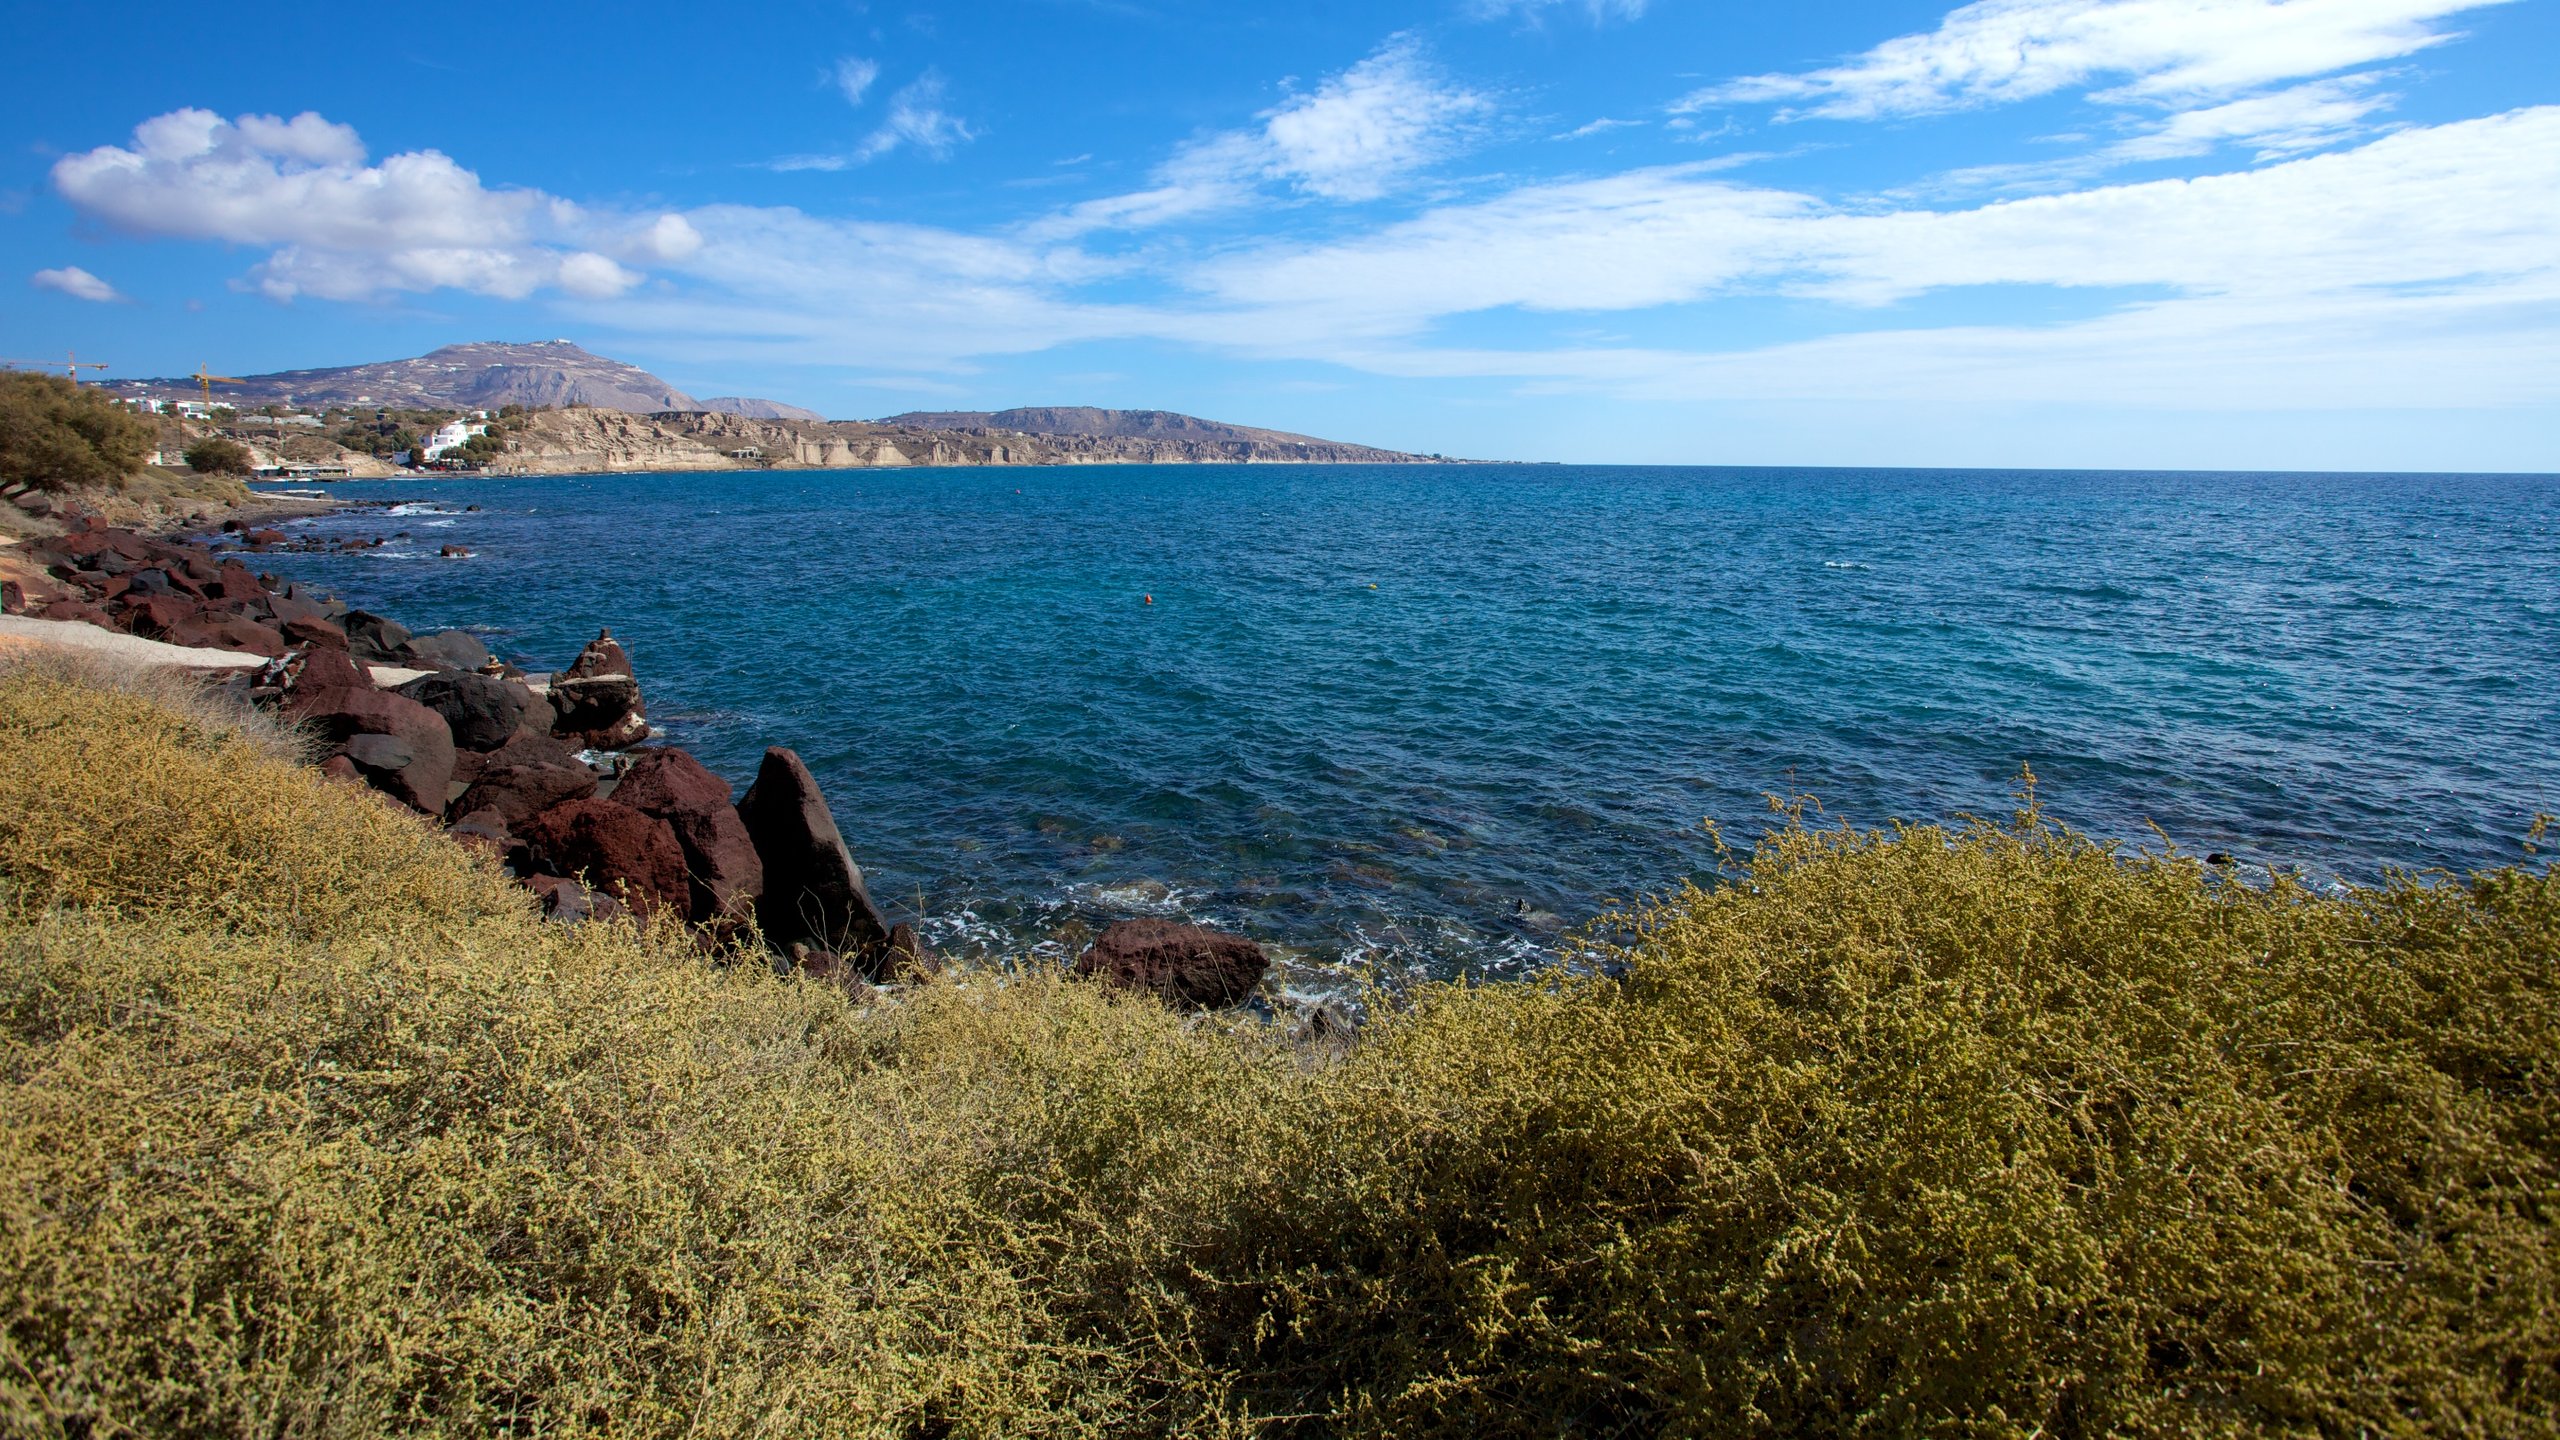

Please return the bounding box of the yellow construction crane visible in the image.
[189,364,243,407]
[1,349,109,381]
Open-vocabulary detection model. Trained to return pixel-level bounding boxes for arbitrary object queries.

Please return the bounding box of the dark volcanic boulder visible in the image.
[280,616,348,650]
[1076,919,1268,1009]
[737,746,894,969]
[454,757,597,829]
[286,684,456,814]
[613,748,764,923]
[289,646,372,693]
[117,594,201,639]
[518,798,689,919]
[395,671,536,752]
[267,591,331,628]
[165,615,288,659]
[401,628,492,672]
[547,629,648,749]
[342,610,412,663]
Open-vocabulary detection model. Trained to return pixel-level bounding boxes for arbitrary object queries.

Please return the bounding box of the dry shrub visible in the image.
[0,669,2552,1437]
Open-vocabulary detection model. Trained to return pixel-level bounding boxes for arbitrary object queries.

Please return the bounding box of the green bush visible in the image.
[0,371,153,492]
[0,662,2552,1437]
[181,436,254,475]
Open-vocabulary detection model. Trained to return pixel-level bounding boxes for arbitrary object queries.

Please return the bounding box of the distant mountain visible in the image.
[113,340,701,414]
[699,395,827,422]
[881,406,1347,448]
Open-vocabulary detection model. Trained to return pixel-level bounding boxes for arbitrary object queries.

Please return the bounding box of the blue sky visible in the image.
[3,0,2555,468]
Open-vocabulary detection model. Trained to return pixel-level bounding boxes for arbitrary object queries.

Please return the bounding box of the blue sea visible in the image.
[251,465,2560,984]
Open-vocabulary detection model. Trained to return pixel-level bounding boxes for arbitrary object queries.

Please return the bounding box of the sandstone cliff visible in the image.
[488,408,1445,474]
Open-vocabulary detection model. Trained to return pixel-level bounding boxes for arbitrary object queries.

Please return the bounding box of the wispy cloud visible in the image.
[1555,117,1644,140]
[598,105,2560,415]
[1680,0,2511,120]
[1034,35,1490,237]
[857,71,976,161]
[1462,0,1647,24]
[831,55,881,107]
[30,265,125,302]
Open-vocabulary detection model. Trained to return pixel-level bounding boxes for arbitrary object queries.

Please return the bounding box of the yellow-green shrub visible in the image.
[0,664,2551,1437]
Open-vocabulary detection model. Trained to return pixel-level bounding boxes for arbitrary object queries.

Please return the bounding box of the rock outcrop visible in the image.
[737,746,896,972]
[1077,919,1269,1009]
[611,747,764,924]
[518,797,690,920]
[549,629,648,750]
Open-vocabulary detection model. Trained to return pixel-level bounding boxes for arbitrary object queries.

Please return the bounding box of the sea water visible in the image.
[254,465,2560,982]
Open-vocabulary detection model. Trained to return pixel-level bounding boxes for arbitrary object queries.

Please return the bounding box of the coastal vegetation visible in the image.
[0,372,153,492]
[179,435,254,475]
[2,658,2551,1436]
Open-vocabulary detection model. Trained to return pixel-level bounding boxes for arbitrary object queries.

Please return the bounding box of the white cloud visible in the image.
[857,72,975,161]
[1193,106,2557,309]
[2107,75,2393,160]
[50,108,692,302]
[30,265,124,302]
[1033,36,1490,237]
[833,54,881,107]
[1556,117,1644,140]
[1261,37,1492,199]
[1463,0,1647,23]
[1684,0,2510,119]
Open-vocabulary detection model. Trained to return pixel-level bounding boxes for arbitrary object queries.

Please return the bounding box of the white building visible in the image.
[418,419,490,460]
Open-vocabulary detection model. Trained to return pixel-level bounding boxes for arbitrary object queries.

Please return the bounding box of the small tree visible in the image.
[183,437,255,475]
[0,371,155,492]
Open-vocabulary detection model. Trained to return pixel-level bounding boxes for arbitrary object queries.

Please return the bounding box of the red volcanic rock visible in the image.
[35,599,111,627]
[612,747,764,923]
[117,594,201,639]
[245,528,287,545]
[291,646,372,693]
[737,746,895,971]
[548,630,648,750]
[454,758,597,829]
[286,684,456,814]
[563,629,633,679]
[519,798,689,919]
[280,616,348,650]
[1076,919,1268,1009]
[165,616,288,659]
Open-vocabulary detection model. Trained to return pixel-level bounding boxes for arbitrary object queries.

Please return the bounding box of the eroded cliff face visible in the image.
[489,408,1442,474]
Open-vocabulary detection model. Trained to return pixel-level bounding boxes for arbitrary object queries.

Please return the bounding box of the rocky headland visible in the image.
[0,496,1272,1004]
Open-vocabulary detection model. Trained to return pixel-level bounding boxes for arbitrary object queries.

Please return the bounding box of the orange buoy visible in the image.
[1144,594,1154,605]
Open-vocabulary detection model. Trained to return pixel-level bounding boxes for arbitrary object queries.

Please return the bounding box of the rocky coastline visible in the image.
[0,496,1270,1007]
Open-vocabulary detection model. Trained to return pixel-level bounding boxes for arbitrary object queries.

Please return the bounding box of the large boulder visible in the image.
[401,628,492,672]
[612,748,764,923]
[342,610,412,663]
[737,746,894,970]
[548,629,649,750]
[165,615,288,659]
[395,671,537,752]
[453,756,597,829]
[286,684,456,814]
[518,798,689,919]
[1076,919,1268,1009]
[116,594,201,640]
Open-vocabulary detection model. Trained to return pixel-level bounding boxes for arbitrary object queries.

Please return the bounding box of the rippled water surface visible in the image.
[253,465,2560,980]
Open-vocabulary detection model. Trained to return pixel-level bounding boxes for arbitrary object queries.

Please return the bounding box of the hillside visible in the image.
[699,396,827,422]
[884,405,1347,447]
[493,405,1444,472]
[108,341,721,415]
